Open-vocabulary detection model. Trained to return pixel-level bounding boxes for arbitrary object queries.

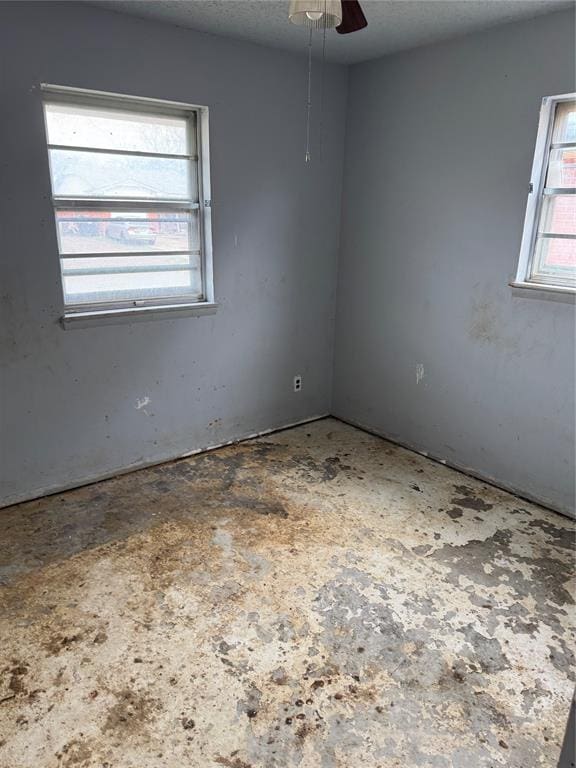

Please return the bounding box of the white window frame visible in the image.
[513,92,576,295]
[41,84,215,325]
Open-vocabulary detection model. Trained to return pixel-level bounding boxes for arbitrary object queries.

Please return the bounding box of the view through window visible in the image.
[42,87,212,314]
[517,95,576,291]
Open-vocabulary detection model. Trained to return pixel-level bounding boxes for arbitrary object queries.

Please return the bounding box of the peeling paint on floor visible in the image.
[0,418,574,767]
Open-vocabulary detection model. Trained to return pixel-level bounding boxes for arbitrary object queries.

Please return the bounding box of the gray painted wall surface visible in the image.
[0,2,347,506]
[2,4,574,516]
[333,10,576,516]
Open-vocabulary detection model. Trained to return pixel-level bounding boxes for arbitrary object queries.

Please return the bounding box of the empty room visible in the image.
[0,1,575,766]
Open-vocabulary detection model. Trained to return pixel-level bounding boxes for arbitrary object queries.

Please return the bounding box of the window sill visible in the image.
[61,301,218,329]
[509,281,576,304]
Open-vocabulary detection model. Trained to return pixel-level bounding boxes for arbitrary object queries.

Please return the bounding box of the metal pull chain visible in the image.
[305,26,313,163]
[319,16,327,162]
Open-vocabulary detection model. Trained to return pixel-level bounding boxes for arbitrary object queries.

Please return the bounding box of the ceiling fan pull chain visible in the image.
[319,2,327,162]
[305,25,313,163]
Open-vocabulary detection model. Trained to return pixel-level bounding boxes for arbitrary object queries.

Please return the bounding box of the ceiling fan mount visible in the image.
[288,0,368,35]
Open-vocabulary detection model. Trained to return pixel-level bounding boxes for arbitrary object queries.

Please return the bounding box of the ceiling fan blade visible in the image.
[336,0,367,34]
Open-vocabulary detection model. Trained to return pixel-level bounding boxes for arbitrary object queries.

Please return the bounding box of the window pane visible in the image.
[546,148,576,188]
[43,94,210,310]
[49,149,195,200]
[45,102,192,155]
[56,210,198,254]
[538,196,576,236]
[61,254,195,272]
[552,100,576,144]
[62,254,202,306]
[532,236,576,280]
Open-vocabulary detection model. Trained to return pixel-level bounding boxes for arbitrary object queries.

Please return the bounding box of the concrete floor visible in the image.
[0,418,574,768]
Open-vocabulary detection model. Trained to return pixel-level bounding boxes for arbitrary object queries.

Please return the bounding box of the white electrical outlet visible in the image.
[293,375,302,392]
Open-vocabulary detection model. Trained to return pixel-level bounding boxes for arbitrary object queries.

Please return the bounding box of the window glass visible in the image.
[56,211,198,254]
[43,90,209,312]
[518,96,576,291]
[45,103,191,154]
[49,149,193,200]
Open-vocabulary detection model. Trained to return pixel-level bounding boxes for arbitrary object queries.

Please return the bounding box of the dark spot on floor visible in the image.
[296,721,316,740]
[55,738,92,767]
[102,688,159,735]
[412,544,432,556]
[527,519,575,550]
[7,664,28,696]
[152,481,171,494]
[214,756,254,768]
[229,496,288,518]
[451,485,494,511]
[44,633,84,656]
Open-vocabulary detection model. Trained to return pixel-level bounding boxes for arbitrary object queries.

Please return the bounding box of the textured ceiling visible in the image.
[92,0,571,64]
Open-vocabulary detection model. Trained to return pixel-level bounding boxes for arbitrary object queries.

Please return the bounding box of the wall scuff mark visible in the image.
[135,397,151,416]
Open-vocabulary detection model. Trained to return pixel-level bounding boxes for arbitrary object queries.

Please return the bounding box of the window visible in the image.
[515,93,576,293]
[41,85,214,320]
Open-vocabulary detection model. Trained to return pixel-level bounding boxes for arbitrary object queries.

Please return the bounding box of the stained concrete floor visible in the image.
[0,418,574,768]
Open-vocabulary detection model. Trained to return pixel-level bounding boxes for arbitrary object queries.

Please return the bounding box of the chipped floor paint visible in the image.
[0,418,574,767]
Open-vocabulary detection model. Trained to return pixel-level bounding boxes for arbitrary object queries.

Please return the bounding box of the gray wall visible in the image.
[333,9,576,516]
[0,2,347,506]
[2,3,574,516]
